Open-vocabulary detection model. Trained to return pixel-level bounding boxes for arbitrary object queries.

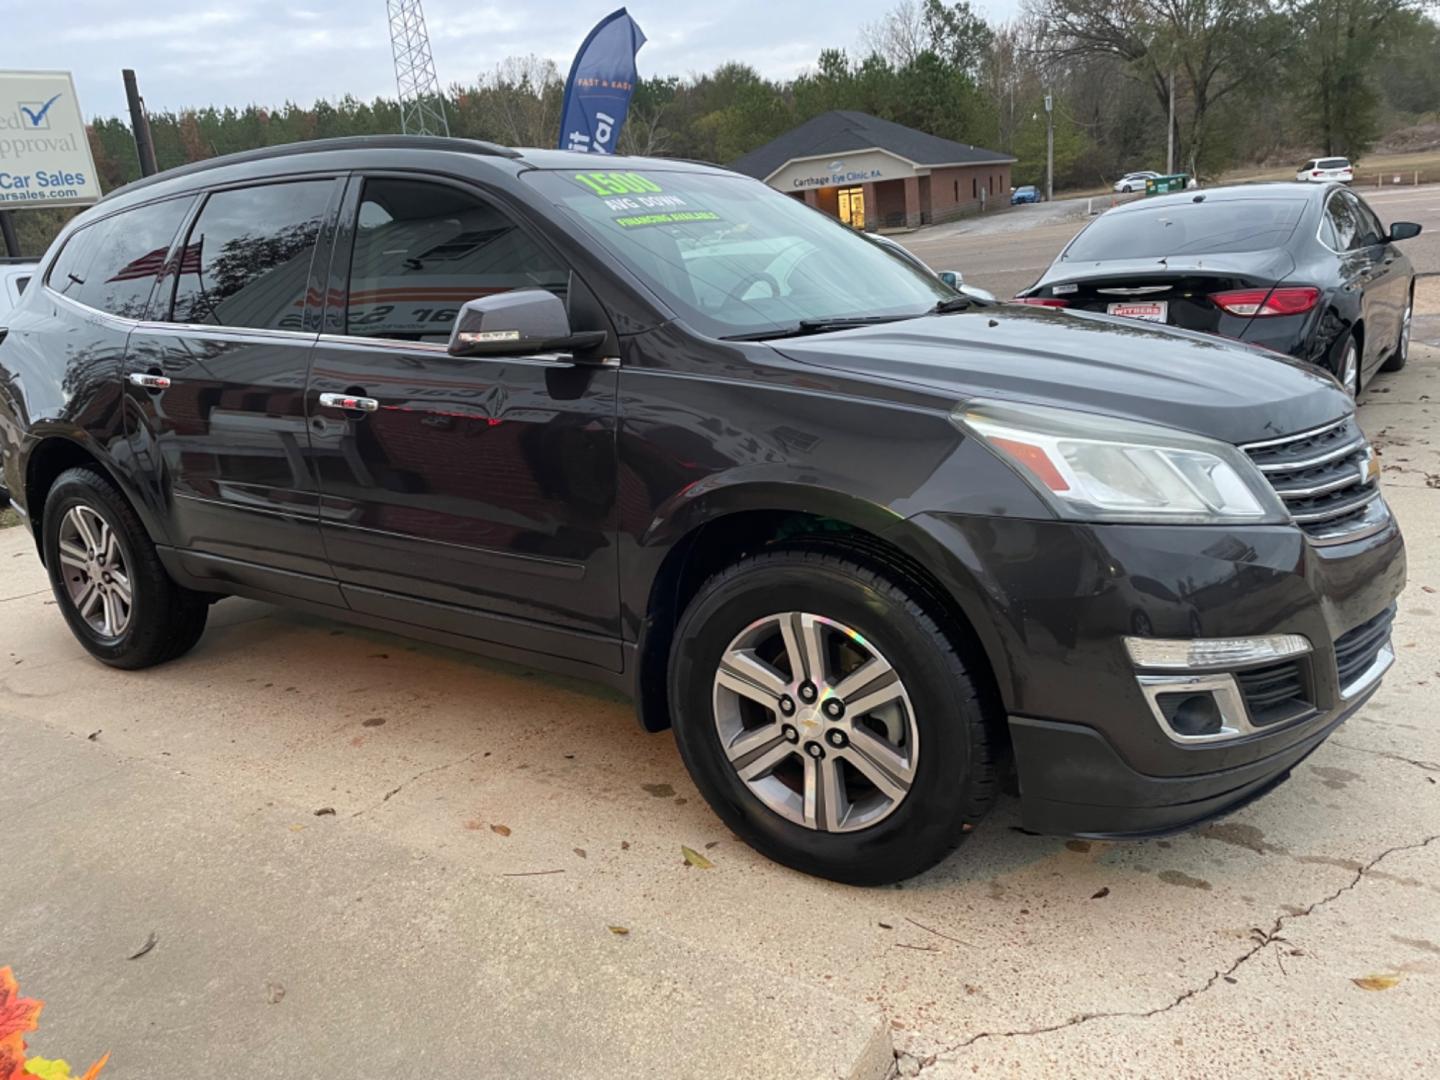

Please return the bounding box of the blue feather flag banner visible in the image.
[557,8,647,153]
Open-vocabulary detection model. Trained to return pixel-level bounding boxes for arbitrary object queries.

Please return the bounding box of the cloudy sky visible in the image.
[11,0,1023,120]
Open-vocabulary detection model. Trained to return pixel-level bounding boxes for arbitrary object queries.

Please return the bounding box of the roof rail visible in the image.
[101,135,521,203]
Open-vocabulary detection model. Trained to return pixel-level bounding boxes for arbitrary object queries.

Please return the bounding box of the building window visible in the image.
[953,180,959,202]
[972,178,977,199]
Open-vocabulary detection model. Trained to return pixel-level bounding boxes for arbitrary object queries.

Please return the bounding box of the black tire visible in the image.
[42,467,208,669]
[668,547,1003,885]
[1331,330,1361,398]
[1381,290,1412,373]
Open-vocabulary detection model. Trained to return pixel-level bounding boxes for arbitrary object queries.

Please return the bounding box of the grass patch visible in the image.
[0,508,19,529]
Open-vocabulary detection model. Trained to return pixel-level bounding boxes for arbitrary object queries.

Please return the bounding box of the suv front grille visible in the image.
[1334,605,1396,692]
[1242,416,1383,542]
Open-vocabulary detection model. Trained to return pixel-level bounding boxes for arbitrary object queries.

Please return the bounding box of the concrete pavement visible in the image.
[2,352,1439,1078]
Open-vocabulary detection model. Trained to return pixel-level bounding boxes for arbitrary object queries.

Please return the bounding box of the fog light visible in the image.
[1124,634,1311,671]
[1155,692,1224,737]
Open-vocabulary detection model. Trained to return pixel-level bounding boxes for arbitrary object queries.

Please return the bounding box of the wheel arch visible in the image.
[23,433,162,564]
[631,486,1007,738]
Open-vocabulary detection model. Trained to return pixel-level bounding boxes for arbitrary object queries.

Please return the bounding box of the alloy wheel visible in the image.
[712,612,918,833]
[1340,339,1359,398]
[56,505,132,638]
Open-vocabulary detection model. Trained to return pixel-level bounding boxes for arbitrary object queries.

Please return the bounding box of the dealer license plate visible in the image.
[1107,300,1168,323]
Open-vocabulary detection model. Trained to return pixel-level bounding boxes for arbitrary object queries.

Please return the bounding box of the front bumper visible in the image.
[890,504,1406,835]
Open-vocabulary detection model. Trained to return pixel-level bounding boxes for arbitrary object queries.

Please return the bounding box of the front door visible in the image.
[305,175,620,670]
[125,179,342,600]
[838,186,866,230]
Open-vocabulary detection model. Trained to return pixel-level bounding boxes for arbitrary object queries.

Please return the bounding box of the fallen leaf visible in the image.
[361,717,386,728]
[642,783,674,798]
[86,731,100,741]
[573,848,587,859]
[607,926,629,936]
[313,807,335,817]
[878,921,893,929]
[704,841,719,849]
[0,965,43,1040]
[128,932,158,960]
[681,845,713,869]
[463,819,482,831]
[289,824,305,832]
[265,981,285,1004]
[491,824,511,837]
[1351,974,1401,991]
[1090,887,1110,900]
[1422,585,1436,594]
[620,840,630,850]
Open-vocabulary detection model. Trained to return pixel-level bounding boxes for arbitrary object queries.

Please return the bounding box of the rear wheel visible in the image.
[1381,293,1412,373]
[1334,332,1361,398]
[42,467,208,669]
[668,548,1003,884]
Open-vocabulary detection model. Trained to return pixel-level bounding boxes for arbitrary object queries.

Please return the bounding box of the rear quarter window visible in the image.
[1319,158,1350,169]
[1063,199,1308,261]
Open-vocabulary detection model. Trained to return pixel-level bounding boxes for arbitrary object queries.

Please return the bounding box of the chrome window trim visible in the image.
[1340,641,1394,701]
[133,321,318,344]
[43,285,144,330]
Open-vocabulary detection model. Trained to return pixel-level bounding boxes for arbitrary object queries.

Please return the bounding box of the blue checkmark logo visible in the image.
[20,94,62,128]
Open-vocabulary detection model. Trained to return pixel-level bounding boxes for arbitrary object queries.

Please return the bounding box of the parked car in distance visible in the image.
[0,259,36,322]
[0,138,1405,884]
[1015,183,1420,396]
[865,233,997,303]
[1299,157,1353,184]
[1010,184,1040,205]
[1113,171,1160,193]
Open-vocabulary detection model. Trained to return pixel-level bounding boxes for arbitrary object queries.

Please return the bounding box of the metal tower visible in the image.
[387,0,450,136]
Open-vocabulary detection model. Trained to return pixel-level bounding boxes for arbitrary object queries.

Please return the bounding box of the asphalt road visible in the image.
[902,184,1440,303]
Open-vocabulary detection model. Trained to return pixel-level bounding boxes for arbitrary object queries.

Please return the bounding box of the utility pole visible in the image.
[1166,68,1175,175]
[1044,92,1054,202]
[0,211,19,258]
[123,69,158,177]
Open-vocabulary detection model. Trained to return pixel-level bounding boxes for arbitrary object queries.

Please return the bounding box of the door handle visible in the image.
[319,392,379,413]
[128,372,171,390]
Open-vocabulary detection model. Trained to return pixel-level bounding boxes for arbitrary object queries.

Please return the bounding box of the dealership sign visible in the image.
[0,71,101,208]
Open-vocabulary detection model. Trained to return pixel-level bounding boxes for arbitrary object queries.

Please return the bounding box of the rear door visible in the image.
[305,173,621,669]
[124,178,344,600]
[1346,191,1406,368]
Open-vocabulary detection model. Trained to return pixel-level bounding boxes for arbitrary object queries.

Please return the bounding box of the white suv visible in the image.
[1,260,37,322]
[1298,157,1353,184]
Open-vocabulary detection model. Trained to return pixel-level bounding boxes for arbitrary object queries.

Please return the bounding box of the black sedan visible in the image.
[1015,183,1421,396]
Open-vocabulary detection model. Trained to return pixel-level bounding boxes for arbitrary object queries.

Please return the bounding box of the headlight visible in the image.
[954,400,1288,524]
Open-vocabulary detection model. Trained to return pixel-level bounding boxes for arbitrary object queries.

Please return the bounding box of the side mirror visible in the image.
[447,289,607,358]
[1389,221,1422,242]
[938,270,964,288]
[959,283,997,304]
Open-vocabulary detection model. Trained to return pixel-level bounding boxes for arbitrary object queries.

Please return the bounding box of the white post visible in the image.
[1045,93,1054,202]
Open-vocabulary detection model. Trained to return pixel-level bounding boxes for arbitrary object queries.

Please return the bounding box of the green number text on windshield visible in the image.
[572,171,665,197]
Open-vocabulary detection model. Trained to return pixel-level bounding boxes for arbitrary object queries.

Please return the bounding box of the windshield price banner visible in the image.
[0,70,102,208]
[570,171,721,228]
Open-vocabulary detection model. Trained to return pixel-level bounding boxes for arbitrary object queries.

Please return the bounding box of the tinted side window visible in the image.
[345,178,568,342]
[1324,193,1361,251]
[72,197,192,319]
[1347,193,1384,247]
[46,223,105,305]
[170,181,331,331]
[15,276,30,294]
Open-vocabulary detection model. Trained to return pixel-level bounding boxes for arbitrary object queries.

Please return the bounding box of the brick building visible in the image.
[729,111,1015,231]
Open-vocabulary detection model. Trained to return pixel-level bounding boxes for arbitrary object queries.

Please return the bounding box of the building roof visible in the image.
[729,111,1015,181]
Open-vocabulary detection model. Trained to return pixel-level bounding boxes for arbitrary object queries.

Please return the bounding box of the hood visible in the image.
[771,304,1349,446]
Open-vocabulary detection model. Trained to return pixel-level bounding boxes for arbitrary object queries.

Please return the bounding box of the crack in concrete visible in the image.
[1331,739,1440,773]
[349,749,486,818]
[921,833,1440,1066]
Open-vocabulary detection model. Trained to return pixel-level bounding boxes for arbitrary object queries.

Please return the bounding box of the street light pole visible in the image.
[123,69,158,178]
[1044,92,1054,202]
[1166,68,1175,175]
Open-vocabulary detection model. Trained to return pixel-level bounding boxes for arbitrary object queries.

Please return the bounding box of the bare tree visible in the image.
[862,0,931,63]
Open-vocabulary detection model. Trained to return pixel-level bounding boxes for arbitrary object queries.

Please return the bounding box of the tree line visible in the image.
[11,0,1440,255]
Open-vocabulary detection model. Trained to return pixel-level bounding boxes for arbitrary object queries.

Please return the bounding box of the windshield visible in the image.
[524,168,951,338]
[1063,198,1307,261]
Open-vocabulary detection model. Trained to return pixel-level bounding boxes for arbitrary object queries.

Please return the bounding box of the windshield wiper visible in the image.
[930,295,977,314]
[720,314,910,342]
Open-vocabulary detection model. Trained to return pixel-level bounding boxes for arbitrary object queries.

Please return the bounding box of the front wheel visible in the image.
[1381,293,1412,373]
[42,467,209,669]
[668,548,1003,884]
